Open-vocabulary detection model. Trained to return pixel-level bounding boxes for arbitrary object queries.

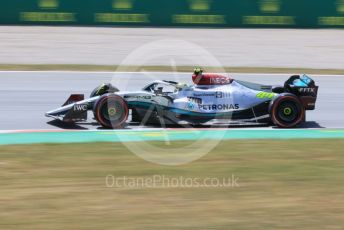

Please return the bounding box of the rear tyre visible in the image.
[93,94,128,129]
[270,95,304,128]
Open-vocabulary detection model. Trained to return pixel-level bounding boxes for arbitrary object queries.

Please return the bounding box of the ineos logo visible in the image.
[210,77,230,85]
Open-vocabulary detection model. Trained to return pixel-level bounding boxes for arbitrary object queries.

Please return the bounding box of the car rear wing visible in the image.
[284,75,319,110]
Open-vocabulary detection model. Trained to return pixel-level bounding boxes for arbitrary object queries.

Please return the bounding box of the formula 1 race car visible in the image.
[46,68,318,128]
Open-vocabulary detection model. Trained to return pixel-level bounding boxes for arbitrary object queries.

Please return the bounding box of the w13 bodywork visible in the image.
[46,70,318,128]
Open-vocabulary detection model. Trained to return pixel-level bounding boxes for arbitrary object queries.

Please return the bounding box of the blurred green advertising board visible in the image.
[1,0,344,28]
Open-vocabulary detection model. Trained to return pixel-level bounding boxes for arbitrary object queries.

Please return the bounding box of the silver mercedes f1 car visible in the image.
[46,68,318,128]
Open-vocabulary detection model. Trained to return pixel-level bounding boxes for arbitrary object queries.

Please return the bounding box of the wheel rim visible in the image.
[283,107,292,116]
[101,101,125,122]
[277,101,299,123]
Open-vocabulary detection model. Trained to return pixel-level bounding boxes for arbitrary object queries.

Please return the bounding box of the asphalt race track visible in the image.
[0,71,343,130]
[1,27,344,69]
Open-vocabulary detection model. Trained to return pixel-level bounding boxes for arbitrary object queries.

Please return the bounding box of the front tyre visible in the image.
[270,94,305,128]
[93,94,128,129]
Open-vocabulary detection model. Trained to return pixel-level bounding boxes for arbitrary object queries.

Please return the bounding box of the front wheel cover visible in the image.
[270,95,304,128]
[93,94,128,129]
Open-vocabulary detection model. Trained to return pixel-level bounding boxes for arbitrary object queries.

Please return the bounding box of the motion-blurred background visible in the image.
[1,0,344,70]
[1,1,344,230]
[2,0,344,28]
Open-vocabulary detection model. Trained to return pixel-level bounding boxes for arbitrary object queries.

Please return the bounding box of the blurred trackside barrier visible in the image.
[1,0,344,28]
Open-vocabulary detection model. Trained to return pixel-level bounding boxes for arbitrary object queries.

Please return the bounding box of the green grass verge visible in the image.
[1,139,344,229]
[1,64,344,74]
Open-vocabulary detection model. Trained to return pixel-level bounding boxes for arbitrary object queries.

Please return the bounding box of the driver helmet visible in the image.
[193,67,203,76]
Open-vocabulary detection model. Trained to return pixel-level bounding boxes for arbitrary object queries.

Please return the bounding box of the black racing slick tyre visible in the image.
[270,94,305,128]
[93,94,129,129]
